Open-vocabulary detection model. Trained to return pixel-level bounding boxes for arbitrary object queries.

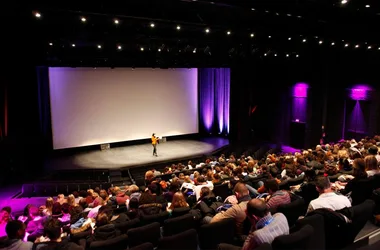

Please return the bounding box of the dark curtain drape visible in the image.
[36,66,52,147]
[198,68,230,135]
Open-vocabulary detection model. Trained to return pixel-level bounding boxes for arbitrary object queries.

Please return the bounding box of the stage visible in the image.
[44,137,229,171]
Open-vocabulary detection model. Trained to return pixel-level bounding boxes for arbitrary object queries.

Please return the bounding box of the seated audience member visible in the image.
[167,192,189,212]
[55,194,66,205]
[86,211,119,247]
[210,183,251,236]
[17,205,34,225]
[40,198,54,217]
[307,176,351,213]
[365,155,380,177]
[25,206,44,241]
[264,179,291,210]
[0,207,12,238]
[243,199,289,250]
[35,218,83,249]
[87,197,105,219]
[1,220,33,250]
[193,176,214,200]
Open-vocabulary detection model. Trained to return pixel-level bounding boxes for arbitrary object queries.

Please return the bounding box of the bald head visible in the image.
[246,199,269,218]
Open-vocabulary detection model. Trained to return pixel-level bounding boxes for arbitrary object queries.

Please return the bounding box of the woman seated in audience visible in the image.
[365,155,380,177]
[0,207,12,239]
[167,192,189,212]
[86,210,119,247]
[17,204,34,225]
[40,197,54,216]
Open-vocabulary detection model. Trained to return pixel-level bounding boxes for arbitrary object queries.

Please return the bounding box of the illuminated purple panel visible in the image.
[350,84,372,101]
[348,101,367,134]
[293,83,309,98]
[292,83,309,123]
[199,68,230,134]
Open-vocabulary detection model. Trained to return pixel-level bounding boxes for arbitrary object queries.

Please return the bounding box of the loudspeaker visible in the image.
[290,122,306,149]
[100,143,110,151]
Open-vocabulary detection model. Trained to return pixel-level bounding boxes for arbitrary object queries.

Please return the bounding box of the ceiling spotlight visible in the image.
[49,42,53,46]
[158,48,161,52]
[140,47,144,51]
[81,17,86,22]
[331,42,335,46]
[274,54,277,57]
[227,31,231,35]
[205,28,210,33]
[302,39,307,42]
[341,0,348,4]
[286,54,289,57]
[355,44,359,48]
[368,46,372,49]
[251,8,255,11]
[345,43,349,47]
[296,54,299,58]
[72,44,76,47]
[268,35,272,38]
[35,12,41,18]
[288,37,292,41]
[97,45,102,49]
[378,47,380,50]
[319,40,323,44]
[193,49,196,53]
[117,45,122,50]
[150,23,155,28]
[250,33,254,37]
[114,19,119,24]
[176,25,181,30]
[264,53,267,56]
[365,5,370,8]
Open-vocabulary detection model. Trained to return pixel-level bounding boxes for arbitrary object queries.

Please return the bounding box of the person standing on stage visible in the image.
[151,133,159,156]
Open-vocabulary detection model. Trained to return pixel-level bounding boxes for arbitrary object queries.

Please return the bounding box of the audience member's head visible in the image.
[29,206,40,219]
[67,194,76,207]
[43,218,62,241]
[233,182,249,199]
[352,158,368,178]
[315,176,331,193]
[264,179,279,194]
[246,199,269,225]
[5,220,26,239]
[365,155,378,171]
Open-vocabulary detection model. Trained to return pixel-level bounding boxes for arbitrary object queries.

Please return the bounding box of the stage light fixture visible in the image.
[250,33,254,37]
[227,31,231,35]
[345,43,349,47]
[193,48,196,53]
[319,40,323,44]
[368,46,372,49]
[117,45,122,50]
[296,54,299,57]
[264,53,267,56]
[268,35,271,38]
[286,54,289,57]
[150,23,155,28]
[288,37,292,40]
[378,47,380,50]
[274,54,277,57]
[365,5,370,8]
[140,47,144,51]
[72,44,76,47]
[81,17,86,22]
[35,12,41,18]
[205,28,210,33]
[97,45,102,49]
[49,42,53,46]
[331,42,335,46]
[355,44,359,48]
[302,39,307,42]
[251,8,255,11]
[176,25,181,30]
[341,0,348,4]
[114,19,119,24]
[158,48,161,52]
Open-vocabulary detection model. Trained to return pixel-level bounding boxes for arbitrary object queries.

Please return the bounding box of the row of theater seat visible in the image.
[20,182,112,198]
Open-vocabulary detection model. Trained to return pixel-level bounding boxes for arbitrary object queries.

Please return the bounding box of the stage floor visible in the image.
[45,137,229,171]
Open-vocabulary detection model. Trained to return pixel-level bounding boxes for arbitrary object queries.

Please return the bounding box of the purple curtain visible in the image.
[199,68,230,134]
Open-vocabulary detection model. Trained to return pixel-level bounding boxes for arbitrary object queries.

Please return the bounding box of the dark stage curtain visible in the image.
[36,66,52,148]
[199,68,230,135]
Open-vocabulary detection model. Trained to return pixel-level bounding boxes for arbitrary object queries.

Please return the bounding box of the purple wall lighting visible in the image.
[292,83,309,123]
[199,68,230,134]
[349,84,372,101]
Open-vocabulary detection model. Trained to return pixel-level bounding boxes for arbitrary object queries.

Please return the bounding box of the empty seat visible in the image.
[158,229,198,250]
[163,214,195,236]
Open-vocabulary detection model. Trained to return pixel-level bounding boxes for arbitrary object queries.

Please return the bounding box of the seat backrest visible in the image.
[89,234,128,250]
[158,229,198,250]
[163,214,195,236]
[129,242,154,250]
[127,222,161,247]
[199,218,235,250]
[277,197,305,227]
[295,214,325,250]
[350,177,375,206]
[272,224,314,250]
[213,184,231,200]
[114,218,140,234]
[171,207,191,218]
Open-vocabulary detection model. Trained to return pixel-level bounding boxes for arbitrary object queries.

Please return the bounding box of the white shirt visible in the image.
[307,192,351,213]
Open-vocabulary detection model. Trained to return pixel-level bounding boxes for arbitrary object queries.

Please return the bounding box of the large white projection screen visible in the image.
[49,68,198,149]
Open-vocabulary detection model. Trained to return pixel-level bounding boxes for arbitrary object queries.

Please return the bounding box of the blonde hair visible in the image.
[67,194,76,206]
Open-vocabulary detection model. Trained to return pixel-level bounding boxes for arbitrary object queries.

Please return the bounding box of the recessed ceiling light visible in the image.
[286,54,289,57]
[345,43,349,47]
[35,12,41,18]
[81,17,86,22]
[296,54,299,57]
[205,28,210,33]
[355,44,360,48]
[49,42,53,46]
[331,42,335,46]
[319,40,323,44]
[72,44,76,47]
[227,31,231,35]
[365,5,370,8]
[288,37,292,41]
[114,19,119,24]
[140,47,144,51]
[176,25,181,30]
[250,33,254,37]
[117,45,122,50]
[97,45,102,49]
[368,46,372,49]
[302,39,307,42]
[341,0,348,5]
[150,23,155,28]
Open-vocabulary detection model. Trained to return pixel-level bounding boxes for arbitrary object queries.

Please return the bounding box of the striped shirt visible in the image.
[242,213,289,250]
[266,190,291,210]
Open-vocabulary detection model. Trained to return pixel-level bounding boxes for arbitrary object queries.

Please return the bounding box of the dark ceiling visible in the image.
[4,0,380,67]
